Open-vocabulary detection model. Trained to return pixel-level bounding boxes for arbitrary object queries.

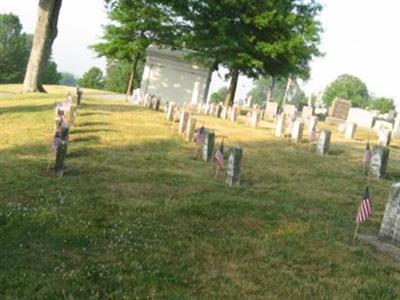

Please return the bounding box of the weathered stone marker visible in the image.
[307,116,318,135]
[265,101,278,121]
[226,146,243,186]
[166,102,175,121]
[316,129,331,155]
[379,182,400,244]
[274,114,286,137]
[230,107,238,123]
[221,106,228,120]
[154,97,161,111]
[216,104,223,118]
[250,111,259,128]
[55,122,70,177]
[378,130,392,147]
[185,117,197,142]
[202,130,215,162]
[178,111,189,134]
[369,147,389,179]
[345,122,357,140]
[291,120,304,143]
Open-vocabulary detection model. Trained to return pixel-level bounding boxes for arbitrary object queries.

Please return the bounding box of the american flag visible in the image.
[194,126,205,145]
[362,141,372,165]
[51,136,62,154]
[309,128,319,142]
[356,187,372,224]
[214,140,224,170]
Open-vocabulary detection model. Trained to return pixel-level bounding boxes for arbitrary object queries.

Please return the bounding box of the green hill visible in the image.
[1,90,400,298]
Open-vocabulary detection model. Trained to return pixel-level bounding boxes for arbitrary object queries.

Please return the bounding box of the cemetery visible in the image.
[1,0,400,298]
[1,83,400,298]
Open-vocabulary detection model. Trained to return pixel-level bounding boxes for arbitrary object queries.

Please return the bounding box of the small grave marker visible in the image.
[291,120,304,143]
[316,130,331,155]
[226,146,243,186]
[345,122,357,139]
[186,117,197,142]
[369,147,389,179]
[202,130,215,162]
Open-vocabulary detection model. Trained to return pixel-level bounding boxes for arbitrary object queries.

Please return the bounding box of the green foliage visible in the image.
[79,67,104,89]
[209,87,228,104]
[370,97,395,114]
[59,72,77,86]
[40,61,61,84]
[104,59,144,93]
[0,13,31,83]
[323,74,370,108]
[248,76,306,107]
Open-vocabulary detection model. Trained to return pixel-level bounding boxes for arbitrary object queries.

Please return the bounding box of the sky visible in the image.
[1,0,399,106]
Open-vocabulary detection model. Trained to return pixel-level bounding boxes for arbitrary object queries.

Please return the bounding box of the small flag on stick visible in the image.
[214,139,224,171]
[356,187,372,224]
[309,128,319,142]
[194,126,205,145]
[362,141,372,166]
[51,136,62,154]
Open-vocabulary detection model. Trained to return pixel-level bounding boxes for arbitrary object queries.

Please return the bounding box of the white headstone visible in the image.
[378,130,392,147]
[345,123,357,140]
[274,114,286,137]
[291,120,304,143]
[316,130,331,155]
[178,111,189,133]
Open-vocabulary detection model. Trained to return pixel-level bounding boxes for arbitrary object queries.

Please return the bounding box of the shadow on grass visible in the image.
[0,104,53,115]
[79,112,111,117]
[82,103,134,113]
[70,135,101,143]
[77,121,110,127]
[70,128,117,135]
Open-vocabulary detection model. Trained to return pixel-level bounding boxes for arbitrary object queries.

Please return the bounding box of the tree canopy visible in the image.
[79,67,105,89]
[162,0,322,105]
[370,97,395,114]
[0,13,31,83]
[322,74,369,108]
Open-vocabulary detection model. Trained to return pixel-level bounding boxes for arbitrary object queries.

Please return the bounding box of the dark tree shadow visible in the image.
[77,122,110,127]
[70,128,117,135]
[0,104,53,115]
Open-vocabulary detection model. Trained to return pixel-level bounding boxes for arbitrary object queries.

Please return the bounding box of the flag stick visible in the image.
[353,222,360,243]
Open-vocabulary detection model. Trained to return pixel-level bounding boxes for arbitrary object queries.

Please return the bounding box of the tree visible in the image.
[248,76,306,107]
[93,0,178,95]
[79,67,105,89]
[210,87,229,104]
[165,0,322,106]
[323,74,369,108]
[370,97,395,114]
[104,59,144,93]
[22,0,63,93]
[59,72,77,86]
[0,14,31,83]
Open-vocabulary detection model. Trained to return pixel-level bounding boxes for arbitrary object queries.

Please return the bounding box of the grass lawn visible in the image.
[1,87,400,299]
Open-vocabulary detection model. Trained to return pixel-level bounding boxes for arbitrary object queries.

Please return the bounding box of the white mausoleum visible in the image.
[140,45,211,105]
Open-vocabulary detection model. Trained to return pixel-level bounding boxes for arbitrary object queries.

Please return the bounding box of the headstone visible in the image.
[265,102,279,121]
[345,123,357,140]
[378,183,400,244]
[326,98,352,125]
[291,120,304,143]
[301,106,314,119]
[378,130,392,147]
[154,97,161,111]
[226,146,243,186]
[250,111,259,128]
[393,117,400,133]
[202,130,215,162]
[230,107,238,123]
[374,119,394,132]
[166,102,175,121]
[283,104,297,117]
[216,104,223,118]
[221,106,228,120]
[186,117,197,142]
[316,130,331,155]
[285,116,295,136]
[54,122,70,177]
[178,111,189,134]
[369,147,389,179]
[307,116,318,135]
[209,103,215,115]
[347,108,375,129]
[274,114,286,137]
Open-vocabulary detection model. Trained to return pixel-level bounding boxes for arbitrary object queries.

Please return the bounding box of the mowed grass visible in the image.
[1,87,400,299]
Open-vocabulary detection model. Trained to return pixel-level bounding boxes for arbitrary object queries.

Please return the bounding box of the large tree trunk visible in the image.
[126,55,140,96]
[22,0,62,93]
[224,67,239,106]
[266,77,275,102]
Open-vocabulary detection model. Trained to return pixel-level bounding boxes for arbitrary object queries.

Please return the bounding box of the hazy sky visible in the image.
[1,0,399,105]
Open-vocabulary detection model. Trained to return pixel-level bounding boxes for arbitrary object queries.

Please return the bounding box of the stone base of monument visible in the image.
[325,116,345,126]
[357,234,400,265]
